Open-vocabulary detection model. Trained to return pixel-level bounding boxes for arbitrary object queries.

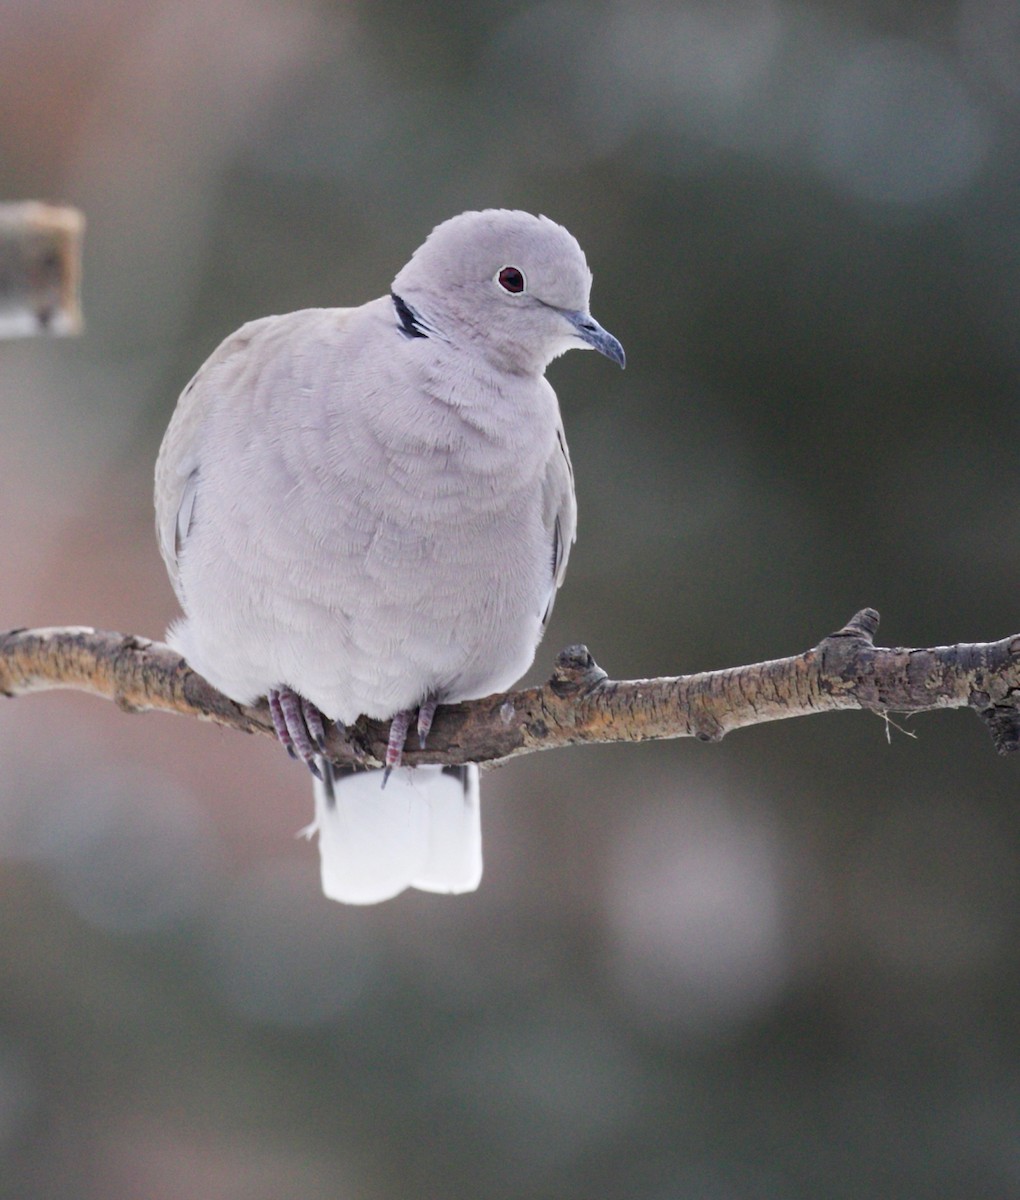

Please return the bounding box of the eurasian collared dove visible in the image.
[155,209,624,904]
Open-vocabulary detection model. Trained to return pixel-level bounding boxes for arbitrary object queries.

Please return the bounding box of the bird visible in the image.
[154,209,624,904]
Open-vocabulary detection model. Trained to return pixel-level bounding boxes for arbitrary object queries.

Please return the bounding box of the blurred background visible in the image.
[2,1,1020,1196]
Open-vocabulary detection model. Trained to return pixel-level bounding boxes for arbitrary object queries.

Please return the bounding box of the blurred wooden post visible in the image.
[0,202,84,337]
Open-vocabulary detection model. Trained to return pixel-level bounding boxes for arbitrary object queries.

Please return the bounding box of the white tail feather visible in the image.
[307,764,482,905]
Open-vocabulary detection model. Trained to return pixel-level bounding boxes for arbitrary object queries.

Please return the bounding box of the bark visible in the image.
[2,610,1018,766]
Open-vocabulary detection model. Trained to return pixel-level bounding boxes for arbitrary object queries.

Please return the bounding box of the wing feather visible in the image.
[540,420,577,629]
[154,310,355,600]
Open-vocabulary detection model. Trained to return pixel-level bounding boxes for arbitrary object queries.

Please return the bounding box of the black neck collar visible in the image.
[391,291,429,339]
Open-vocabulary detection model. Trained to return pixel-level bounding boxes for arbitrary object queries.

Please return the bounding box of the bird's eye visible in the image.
[496,266,526,294]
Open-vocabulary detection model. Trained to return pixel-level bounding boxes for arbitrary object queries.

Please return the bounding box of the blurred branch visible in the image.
[3,610,1019,764]
[0,202,84,337]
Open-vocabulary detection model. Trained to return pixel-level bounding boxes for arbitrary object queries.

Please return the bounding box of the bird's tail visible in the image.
[304,762,482,904]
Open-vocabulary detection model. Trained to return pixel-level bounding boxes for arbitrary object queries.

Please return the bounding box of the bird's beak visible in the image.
[563,310,626,368]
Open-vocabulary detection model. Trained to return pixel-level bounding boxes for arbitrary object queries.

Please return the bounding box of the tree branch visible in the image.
[3,610,1019,765]
[5,609,1017,768]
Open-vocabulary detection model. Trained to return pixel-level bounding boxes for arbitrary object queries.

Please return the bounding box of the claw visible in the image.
[417,696,439,749]
[305,704,328,753]
[279,689,320,766]
[267,686,328,779]
[268,689,295,756]
[381,709,414,788]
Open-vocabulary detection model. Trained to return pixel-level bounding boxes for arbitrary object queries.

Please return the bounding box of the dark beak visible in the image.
[563,310,626,369]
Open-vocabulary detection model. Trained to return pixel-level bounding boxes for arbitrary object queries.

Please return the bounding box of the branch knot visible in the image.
[976,703,1020,756]
[827,608,880,643]
[549,645,608,697]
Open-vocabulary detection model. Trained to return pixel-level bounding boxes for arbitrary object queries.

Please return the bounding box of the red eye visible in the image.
[497,266,526,294]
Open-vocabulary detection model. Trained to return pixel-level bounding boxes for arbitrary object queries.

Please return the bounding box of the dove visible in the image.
[155,209,624,903]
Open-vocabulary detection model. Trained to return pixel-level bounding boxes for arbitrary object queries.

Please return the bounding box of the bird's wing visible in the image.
[540,418,578,629]
[153,310,355,600]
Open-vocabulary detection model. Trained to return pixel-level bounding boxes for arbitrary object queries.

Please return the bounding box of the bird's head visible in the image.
[391,209,624,375]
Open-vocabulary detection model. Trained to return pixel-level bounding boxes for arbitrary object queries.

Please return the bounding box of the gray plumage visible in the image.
[155,209,623,904]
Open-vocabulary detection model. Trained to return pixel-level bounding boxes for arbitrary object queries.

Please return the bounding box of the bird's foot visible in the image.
[268,686,328,780]
[381,708,414,788]
[417,696,439,748]
[380,695,441,787]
